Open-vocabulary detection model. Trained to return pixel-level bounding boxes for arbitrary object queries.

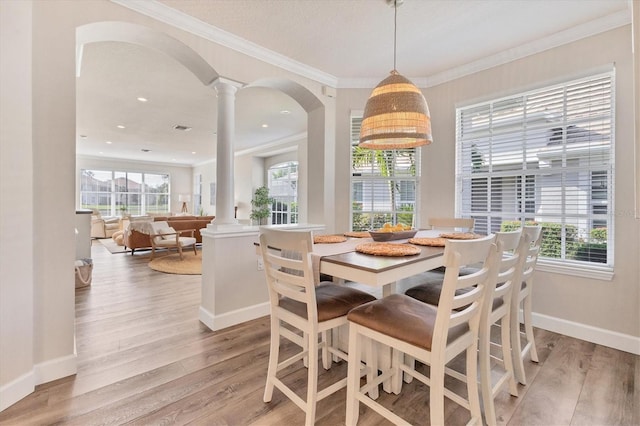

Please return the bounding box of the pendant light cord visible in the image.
[393,0,397,71]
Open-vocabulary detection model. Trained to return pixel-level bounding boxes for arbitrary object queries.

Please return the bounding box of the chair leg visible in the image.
[263,315,280,403]
[429,359,446,426]
[465,341,483,425]
[501,313,518,397]
[511,300,527,385]
[523,293,538,362]
[345,325,361,426]
[305,328,319,426]
[365,337,378,399]
[303,332,309,368]
[178,245,184,260]
[479,323,497,426]
[321,330,331,370]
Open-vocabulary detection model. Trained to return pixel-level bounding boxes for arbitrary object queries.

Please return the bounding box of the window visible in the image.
[81,169,170,216]
[350,116,420,231]
[268,162,298,225]
[456,71,614,271]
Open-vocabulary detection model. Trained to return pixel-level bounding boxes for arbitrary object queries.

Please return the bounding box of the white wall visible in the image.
[76,156,193,215]
[0,0,36,408]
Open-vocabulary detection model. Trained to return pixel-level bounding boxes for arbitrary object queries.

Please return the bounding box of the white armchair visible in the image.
[90,212,120,238]
[149,221,197,260]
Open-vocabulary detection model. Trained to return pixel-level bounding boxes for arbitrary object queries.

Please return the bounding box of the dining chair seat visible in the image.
[279,282,377,322]
[259,228,376,426]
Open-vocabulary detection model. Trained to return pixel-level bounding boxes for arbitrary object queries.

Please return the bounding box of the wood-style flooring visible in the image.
[0,240,638,425]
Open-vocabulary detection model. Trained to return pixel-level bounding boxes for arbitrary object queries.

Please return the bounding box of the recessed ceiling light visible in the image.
[192,151,196,155]
[141,149,151,152]
[173,124,192,131]
[172,158,177,162]
[280,110,291,115]
[99,151,104,155]
[137,97,148,102]
[79,134,87,139]
[105,141,112,144]
[261,124,269,128]
[117,125,125,129]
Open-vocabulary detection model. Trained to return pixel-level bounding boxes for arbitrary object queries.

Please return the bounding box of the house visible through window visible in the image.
[268,162,298,225]
[81,169,170,216]
[350,116,420,231]
[456,71,614,268]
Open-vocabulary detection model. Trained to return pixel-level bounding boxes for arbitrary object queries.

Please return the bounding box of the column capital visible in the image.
[210,76,244,93]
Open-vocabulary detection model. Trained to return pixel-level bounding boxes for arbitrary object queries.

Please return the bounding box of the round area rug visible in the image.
[148,251,202,275]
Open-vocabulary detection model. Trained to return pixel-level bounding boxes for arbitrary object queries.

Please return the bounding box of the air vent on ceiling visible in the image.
[173,124,192,131]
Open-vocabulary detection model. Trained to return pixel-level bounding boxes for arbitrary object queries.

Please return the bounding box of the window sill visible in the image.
[536,260,614,281]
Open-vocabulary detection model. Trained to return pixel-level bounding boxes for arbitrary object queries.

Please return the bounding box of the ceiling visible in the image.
[76,0,630,166]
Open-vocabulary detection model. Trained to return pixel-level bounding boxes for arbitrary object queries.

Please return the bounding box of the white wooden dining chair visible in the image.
[149,221,197,260]
[403,230,529,425]
[510,225,543,385]
[345,235,499,426]
[259,228,376,426]
[425,217,475,232]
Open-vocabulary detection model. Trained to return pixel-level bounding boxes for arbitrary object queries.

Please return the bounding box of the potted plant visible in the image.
[250,186,274,226]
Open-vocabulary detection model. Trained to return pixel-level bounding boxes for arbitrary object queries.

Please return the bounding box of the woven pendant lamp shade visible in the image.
[359,70,432,150]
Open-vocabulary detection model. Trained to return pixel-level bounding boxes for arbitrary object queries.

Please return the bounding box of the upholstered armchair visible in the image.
[90,212,120,239]
[149,221,197,260]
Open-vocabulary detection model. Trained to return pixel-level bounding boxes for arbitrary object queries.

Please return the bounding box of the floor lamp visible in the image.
[178,194,191,214]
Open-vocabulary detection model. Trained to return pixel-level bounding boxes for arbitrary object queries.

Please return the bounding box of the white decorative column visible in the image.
[212,77,243,226]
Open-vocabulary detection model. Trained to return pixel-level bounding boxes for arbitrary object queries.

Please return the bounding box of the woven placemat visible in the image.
[356,242,421,257]
[314,234,348,244]
[409,237,447,247]
[343,231,371,238]
[439,232,482,240]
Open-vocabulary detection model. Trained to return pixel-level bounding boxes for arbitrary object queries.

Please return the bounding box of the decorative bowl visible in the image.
[368,229,418,242]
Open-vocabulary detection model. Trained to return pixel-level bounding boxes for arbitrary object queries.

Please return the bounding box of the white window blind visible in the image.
[456,71,614,268]
[351,116,420,231]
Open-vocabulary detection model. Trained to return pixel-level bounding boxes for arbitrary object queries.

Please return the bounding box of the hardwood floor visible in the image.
[0,240,638,425]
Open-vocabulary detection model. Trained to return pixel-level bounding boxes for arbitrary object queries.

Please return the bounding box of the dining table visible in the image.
[312,229,446,296]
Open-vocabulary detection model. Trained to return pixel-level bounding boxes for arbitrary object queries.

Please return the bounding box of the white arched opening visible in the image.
[247,78,328,226]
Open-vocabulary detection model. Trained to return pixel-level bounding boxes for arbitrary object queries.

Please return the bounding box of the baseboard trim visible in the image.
[1,353,76,412]
[531,312,640,355]
[199,302,270,331]
[33,353,77,385]
[0,370,35,412]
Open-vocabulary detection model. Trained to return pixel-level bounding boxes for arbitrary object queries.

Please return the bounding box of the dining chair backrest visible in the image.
[426,217,475,232]
[436,234,498,345]
[490,230,526,312]
[522,225,543,285]
[259,228,317,323]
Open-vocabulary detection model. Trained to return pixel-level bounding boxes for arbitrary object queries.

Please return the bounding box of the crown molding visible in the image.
[234,132,306,158]
[110,0,338,88]
[337,8,631,90]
